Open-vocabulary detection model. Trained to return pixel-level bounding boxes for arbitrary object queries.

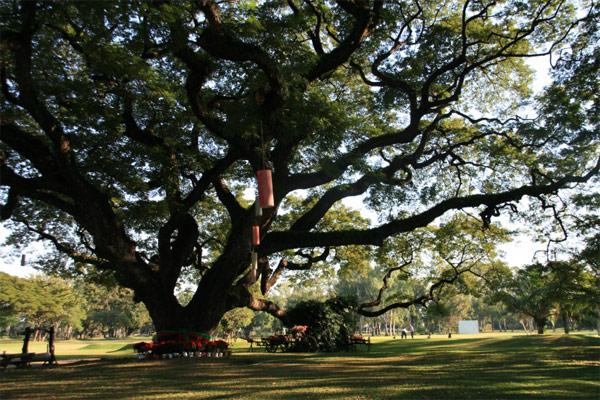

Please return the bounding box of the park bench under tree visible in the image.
[1,327,58,370]
[348,334,371,351]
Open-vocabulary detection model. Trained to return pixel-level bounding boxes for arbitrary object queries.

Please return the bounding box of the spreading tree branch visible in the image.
[263,157,600,253]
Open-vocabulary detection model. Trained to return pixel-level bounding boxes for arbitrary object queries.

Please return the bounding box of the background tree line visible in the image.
[2,250,597,341]
[0,272,153,339]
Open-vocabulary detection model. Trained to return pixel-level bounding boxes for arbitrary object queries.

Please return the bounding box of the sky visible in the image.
[0,57,555,278]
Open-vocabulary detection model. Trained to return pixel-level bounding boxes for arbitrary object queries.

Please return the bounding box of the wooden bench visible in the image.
[1,352,56,370]
[1,326,58,370]
[246,336,290,352]
[348,335,371,351]
[29,352,55,365]
[1,352,33,369]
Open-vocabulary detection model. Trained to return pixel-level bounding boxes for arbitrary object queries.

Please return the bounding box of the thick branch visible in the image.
[305,0,382,81]
[122,95,165,147]
[0,164,77,215]
[285,125,421,192]
[212,178,244,222]
[263,159,600,253]
[5,4,72,158]
[158,213,200,290]
[23,223,108,267]
[0,188,20,220]
[248,297,287,320]
[0,123,60,178]
[182,150,240,209]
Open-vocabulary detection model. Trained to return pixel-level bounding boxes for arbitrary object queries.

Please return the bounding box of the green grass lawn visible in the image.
[1,333,599,400]
[0,336,146,360]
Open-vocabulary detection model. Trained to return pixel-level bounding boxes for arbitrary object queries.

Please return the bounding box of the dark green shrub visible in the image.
[285,297,355,352]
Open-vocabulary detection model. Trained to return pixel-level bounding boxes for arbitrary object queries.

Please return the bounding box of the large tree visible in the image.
[1,1,598,332]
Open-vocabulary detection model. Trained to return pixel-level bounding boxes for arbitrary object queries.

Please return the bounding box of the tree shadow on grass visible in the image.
[108,344,134,353]
[2,336,598,400]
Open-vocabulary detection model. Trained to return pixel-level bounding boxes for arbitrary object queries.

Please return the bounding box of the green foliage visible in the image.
[75,280,153,338]
[494,264,555,323]
[0,272,152,338]
[492,259,597,333]
[218,307,254,338]
[0,272,85,334]
[285,297,356,351]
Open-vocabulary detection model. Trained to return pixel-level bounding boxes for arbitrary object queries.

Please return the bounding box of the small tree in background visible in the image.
[0,272,85,339]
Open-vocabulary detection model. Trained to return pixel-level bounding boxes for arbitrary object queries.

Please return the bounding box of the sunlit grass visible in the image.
[1,332,598,399]
[0,336,151,359]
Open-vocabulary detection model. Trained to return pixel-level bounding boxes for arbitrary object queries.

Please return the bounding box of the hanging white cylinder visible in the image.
[251,252,258,270]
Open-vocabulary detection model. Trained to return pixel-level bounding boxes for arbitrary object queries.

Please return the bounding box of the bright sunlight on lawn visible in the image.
[2,332,599,400]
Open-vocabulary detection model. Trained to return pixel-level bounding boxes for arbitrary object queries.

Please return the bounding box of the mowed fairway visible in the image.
[1,333,599,400]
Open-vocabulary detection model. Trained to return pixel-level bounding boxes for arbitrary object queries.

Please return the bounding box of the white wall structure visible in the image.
[458,320,479,334]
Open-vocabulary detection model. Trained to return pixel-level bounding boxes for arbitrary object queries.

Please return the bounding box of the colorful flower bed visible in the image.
[291,325,308,335]
[133,331,230,359]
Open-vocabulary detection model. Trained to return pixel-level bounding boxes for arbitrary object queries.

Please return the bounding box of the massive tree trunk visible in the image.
[142,287,230,333]
[561,310,570,334]
[534,317,546,335]
[129,236,258,333]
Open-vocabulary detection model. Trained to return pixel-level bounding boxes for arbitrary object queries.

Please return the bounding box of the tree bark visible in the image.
[519,319,529,334]
[534,317,546,334]
[561,310,570,334]
[142,290,227,333]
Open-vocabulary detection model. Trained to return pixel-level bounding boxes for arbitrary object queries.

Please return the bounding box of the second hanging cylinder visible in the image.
[252,225,260,246]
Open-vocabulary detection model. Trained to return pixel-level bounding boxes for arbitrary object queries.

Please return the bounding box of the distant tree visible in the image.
[244,311,281,338]
[0,272,27,335]
[572,193,600,326]
[356,214,509,322]
[547,261,594,334]
[76,280,152,338]
[492,261,595,334]
[494,264,555,334]
[217,307,254,340]
[473,293,524,332]
[0,273,85,338]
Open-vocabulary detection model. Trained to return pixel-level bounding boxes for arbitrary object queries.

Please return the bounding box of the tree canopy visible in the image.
[1,0,598,332]
[0,272,151,338]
